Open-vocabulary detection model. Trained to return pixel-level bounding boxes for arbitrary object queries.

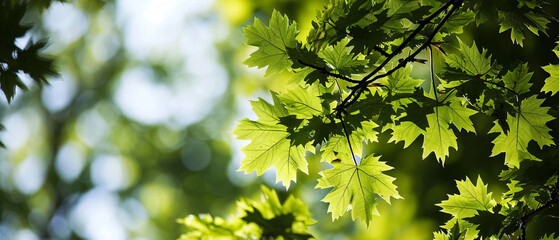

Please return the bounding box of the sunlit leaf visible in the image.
[318,37,368,76]
[438,176,495,219]
[232,95,310,188]
[422,99,477,164]
[541,64,559,96]
[502,63,533,95]
[243,10,299,76]
[489,96,554,167]
[316,155,401,226]
[445,40,497,77]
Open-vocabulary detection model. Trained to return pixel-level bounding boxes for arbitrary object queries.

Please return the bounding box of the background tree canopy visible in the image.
[0,0,558,240]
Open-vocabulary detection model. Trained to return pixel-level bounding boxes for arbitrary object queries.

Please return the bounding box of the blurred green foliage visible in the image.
[0,0,558,240]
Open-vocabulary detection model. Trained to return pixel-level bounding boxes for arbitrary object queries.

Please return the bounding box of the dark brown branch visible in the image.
[360,0,461,83]
[338,0,464,111]
[373,46,390,57]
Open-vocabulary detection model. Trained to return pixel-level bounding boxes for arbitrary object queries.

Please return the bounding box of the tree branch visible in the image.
[359,0,459,84]
[337,0,464,111]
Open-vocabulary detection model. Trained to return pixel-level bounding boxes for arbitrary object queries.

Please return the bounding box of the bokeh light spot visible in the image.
[181,139,211,171]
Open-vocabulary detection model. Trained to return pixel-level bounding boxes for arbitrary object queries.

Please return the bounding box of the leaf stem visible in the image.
[428,46,439,102]
[339,116,358,166]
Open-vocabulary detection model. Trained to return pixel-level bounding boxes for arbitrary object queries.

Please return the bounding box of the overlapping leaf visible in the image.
[243,10,298,76]
[498,8,550,46]
[278,83,322,119]
[388,121,424,148]
[438,176,495,220]
[316,155,401,226]
[380,65,423,94]
[422,99,477,164]
[445,40,497,78]
[440,10,476,35]
[489,96,555,167]
[383,0,431,30]
[502,63,533,95]
[318,38,368,76]
[232,94,310,189]
[321,121,378,161]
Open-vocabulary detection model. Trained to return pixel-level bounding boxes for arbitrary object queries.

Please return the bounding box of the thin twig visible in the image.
[297,59,360,84]
[360,0,460,84]
[480,78,519,95]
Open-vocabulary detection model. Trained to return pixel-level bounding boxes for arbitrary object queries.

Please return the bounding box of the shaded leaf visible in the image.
[465,205,505,238]
[319,38,368,76]
[498,8,550,46]
[502,63,533,95]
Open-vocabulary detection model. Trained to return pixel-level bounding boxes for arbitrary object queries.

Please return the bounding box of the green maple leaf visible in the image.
[422,112,458,164]
[463,0,499,25]
[438,177,495,219]
[541,64,559,96]
[502,63,533,95]
[232,95,310,189]
[445,40,498,78]
[441,10,476,35]
[498,8,550,46]
[318,38,367,76]
[422,99,477,164]
[383,0,430,30]
[489,96,555,167]
[541,41,559,96]
[540,234,559,240]
[433,231,452,240]
[243,10,298,76]
[278,83,322,119]
[316,155,401,226]
[380,65,423,94]
[388,121,425,148]
[321,121,378,162]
